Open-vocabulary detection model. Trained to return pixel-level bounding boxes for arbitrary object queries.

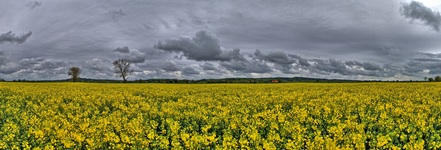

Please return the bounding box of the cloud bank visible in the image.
[1,0,441,81]
[401,1,441,31]
[0,31,32,44]
[154,30,244,61]
[113,46,146,63]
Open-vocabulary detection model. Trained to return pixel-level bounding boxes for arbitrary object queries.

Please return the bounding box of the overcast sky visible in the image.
[1,0,441,81]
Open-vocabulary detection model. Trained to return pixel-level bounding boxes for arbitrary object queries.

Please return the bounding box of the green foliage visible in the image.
[435,76,441,82]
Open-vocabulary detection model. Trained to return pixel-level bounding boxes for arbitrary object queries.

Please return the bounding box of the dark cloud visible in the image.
[113,46,146,63]
[222,48,246,61]
[220,59,273,74]
[312,59,347,75]
[125,49,146,63]
[253,50,310,73]
[161,61,179,72]
[254,49,296,66]
[288,54,311,67]
[25,1,42,9]
[200,62,216,70]
[0,57,67,77]
[181,66,200,75]
[0,31,32,44]
[345,61,383,71]
[32,59,67,71]
[154,30,244,61]
[401,1,441,31]
[82,59,112,73]
[78,58,115,79]
[2,0,441,80]
[0,57,44,75]
[114,46,130,53]
[403,52,441,75]
[0,51,7,66]
[0,64,21,74]
[310,59,395,77]
[144,49,171,60]
[18,57,45,68]
[416,52,441,58]
[413,58,441,62]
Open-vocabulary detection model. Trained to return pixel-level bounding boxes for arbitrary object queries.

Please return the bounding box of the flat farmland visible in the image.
[0,83,440,149]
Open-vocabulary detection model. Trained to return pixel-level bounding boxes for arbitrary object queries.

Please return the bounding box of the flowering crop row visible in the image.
[0,82,440,149]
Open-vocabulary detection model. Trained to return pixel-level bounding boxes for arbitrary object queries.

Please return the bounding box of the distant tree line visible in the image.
[425,76,441,82]
[4,57,441,83]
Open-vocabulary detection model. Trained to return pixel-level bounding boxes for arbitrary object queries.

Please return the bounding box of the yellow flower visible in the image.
[377,135,391,147]
[33,130,45,139]
[61,139,75,149]
[0,82,440,149]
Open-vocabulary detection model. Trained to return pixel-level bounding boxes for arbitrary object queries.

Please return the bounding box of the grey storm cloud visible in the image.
[401,1,441,31]
[0,64,21,74]
[18,57,45,68]
[113,46,146,63]
[25,1,42,9]
[0,51,8,66]
[127,50,146,63]
[310,59,395,77]
[32,59,67,71]
[345,61,383,71]
[79,58,116,79]
[312,59,347,75]
[0,31,32,44]
[404,53,441,75]
[0,57,66,76]
[0,57,41,75]
[289,54,311,67]
[220,59,273,74]
[3,0,441,81]
[114,46,130,53]
[82,59,111,72]
[413,58,441,62]
[253,50,311,73]
[154,30,244,61]
[161,61,179,72]
[254,49,296,66]
[200,62,216,71]
[181,66,200,75]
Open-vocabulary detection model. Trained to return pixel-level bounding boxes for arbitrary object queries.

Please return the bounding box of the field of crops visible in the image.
[0,82,440,149]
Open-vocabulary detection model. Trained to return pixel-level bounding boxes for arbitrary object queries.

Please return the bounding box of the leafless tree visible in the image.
[68,67,81,82]
[113,59,133,82]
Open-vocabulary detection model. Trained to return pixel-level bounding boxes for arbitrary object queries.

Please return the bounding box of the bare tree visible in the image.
[68,67,81,82]
[113,59,133,82]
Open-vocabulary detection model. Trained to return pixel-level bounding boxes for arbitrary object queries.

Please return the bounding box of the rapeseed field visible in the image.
[0,82,440,149]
